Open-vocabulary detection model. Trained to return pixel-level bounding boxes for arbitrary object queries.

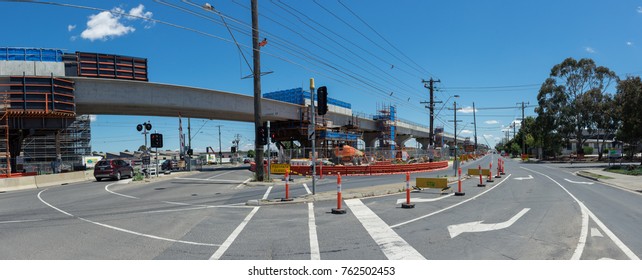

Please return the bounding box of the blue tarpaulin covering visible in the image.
[1,47,63,62]
[263,87,352,109]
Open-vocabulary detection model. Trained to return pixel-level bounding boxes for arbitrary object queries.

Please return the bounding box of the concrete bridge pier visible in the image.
[416,138,431,150]
[395,134,413,148]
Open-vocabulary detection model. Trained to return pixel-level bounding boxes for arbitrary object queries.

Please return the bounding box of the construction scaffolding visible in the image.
[374,104,396,157]
[19,115,91,173]
[0,94,9,176]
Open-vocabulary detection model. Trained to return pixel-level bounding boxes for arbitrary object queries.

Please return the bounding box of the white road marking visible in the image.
[209,206,260,260]
[37,189,218,247]
[0,219,43,224]
[344,199,425,260]
[207,170,236,179]
[303,183,312,195]
[396,193,454,205]
[522,167,639,260]
[513,175,533,180]
[104,181,139,199]
[564,178,594,185]
[591,227,604,238]
[448,208,530,238]
[174,177,244,183]
[391,174,512,228]
[308,203,320,260]
[161,201,192,206]
[143,204,254,214]
[234,178,252,189]
[262,186,273,200]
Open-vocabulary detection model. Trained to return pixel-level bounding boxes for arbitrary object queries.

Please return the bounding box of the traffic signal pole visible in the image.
[310,78,316,195]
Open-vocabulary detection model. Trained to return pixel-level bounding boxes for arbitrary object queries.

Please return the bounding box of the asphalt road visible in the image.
[0,157,640,260]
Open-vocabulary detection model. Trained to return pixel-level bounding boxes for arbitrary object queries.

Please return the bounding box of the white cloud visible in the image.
[458,106,477,113]
[483,134,494,139]
[485,120,499,125]
[81,8,135,41]
[585,47,596,53]
[127,4,154,29]
[460,130,473,135]
[637,6,642,13]
[67,24,76,32]
[627,41,634,46]
[89,115,97,122]
[80,5,153,41]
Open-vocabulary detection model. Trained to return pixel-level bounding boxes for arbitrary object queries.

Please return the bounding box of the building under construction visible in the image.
[263,88,363,160]
[1,47,148,176]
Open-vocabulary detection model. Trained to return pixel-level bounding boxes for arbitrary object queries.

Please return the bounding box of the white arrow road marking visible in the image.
[396,193,454,204]
[513,175,533,181]
[448,208,530,238]
[564,178,594,185]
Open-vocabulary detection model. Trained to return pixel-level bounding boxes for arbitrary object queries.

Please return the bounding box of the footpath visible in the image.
[576,168,642,193]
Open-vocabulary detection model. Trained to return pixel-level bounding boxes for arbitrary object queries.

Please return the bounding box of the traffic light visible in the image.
[257,125,267,145]
[271,131,276,143]
[317,86,328,115]
[231,146,236,153]
[150,133,163,148]
[187,148,193,156]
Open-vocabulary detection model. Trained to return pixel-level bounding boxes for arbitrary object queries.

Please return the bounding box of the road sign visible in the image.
[142,156,150,165]
[270,163,290,174]
[415,178,448,189]
[467,168,490,176]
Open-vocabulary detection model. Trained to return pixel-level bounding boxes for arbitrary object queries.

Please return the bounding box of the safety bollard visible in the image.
[455,166,465,196]
[495,158,502,178]
[487,162,495,183]
[402,172,415,208]
[500,159,506,175]
[477,165,486,187]
[332,173,346,214]
[320,163,323,180]
[281,169,293,201]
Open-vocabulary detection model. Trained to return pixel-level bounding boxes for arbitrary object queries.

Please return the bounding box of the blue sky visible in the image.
[2,0,641,153]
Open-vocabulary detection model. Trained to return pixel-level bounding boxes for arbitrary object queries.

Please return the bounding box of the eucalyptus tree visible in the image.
[536,58,617,156]
[615,76,642,163]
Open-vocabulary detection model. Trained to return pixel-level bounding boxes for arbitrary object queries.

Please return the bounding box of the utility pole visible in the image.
[216,125,223,165]
[448,100,462,176]
[251,0,264,181]
[187,117,191,171]
[421,78,441,147]
[310,78,316,195]
[472,102,478,153]
[518,101,529,155]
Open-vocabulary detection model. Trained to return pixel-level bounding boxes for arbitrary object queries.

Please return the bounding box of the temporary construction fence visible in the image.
[270,147,451,165]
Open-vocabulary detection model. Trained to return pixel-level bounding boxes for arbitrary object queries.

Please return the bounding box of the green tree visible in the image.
[615,76,642,163]
[537,58,617,156]
[246,149,256,158]
[138,145,147,152]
